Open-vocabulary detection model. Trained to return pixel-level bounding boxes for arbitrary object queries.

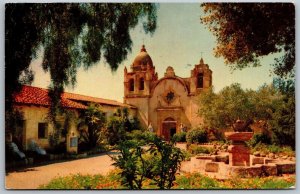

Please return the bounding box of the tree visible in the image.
[198,82,295,148]
[5,109,24,150]
[106,108,142,145]
[78,104,106,150]
[5,3,157,116]
[199,84,254,129]
[201,3,295,78]
[106,116,126,146]
[269,78,295,149]
[198,83,282,130]
[48,110,77,153]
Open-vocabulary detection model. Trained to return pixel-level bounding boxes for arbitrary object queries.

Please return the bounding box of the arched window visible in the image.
[197,73,203,88]
[129,79,134,91]
[139,78,144,90]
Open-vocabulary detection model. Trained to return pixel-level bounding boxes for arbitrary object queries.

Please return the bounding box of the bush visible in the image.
[187,144,213,155]
[172,132,186,142]
[106,117,126,145]
[78,104,106,149]
[247,133,271,147]
[125,130,156,146]
[186,128,208,144]
[174,173,219,189]
[39,171,295,189]
[39,170,124,189]
[126,130,142,140]
[106,108,144,145]
[209,129,225,141]
[251,143,295,157]
[181,150,193,161]
[111,135,184,189]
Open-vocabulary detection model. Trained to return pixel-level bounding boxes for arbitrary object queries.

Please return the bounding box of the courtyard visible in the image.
[6,141,296,189]
[5,2,295,191]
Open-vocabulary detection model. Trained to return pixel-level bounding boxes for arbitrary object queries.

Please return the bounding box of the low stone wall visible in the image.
[190,156,213,172]
[187,155,295,178]
[216,155,229,164]
[262,164,277,176]
[205,162,219,172]
[230,165,262,178]
[277,163,296,174]
[252,157,265,165]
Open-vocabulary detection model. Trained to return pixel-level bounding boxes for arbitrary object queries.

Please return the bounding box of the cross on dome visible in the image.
[140,44,147,52]
[200,57,204,64]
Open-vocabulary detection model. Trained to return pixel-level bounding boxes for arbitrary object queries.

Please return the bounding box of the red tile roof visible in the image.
[13,85,135,109]
[63,92,133,108]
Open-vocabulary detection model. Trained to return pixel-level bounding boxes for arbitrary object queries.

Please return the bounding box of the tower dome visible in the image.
[132,45,153,69]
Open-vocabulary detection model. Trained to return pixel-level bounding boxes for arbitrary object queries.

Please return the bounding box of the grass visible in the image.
[221,176,295,189]
[251,143,295,157]
[174,173,220,189]
[39,170,125,189]
[39,170,295,189]
[187,144,215,155]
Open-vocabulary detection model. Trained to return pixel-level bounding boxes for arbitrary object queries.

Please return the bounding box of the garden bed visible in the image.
[38,170,296,189]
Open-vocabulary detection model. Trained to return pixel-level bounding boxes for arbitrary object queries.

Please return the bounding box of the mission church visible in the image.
[10,45,213,151]
[124,45,212,140]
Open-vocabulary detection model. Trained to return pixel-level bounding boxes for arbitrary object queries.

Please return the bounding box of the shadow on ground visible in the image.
[5,151,119,175]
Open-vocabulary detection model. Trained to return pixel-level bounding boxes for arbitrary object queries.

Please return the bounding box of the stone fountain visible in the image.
[225,132,253,166]
[180,120,295,179]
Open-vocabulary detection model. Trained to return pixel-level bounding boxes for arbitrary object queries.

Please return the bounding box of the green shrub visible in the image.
[78,104,106,149]
[188,144,213,155]
[181,150,193,161]
[126,130,156,145]
[39,171,295,189]
[251,143,295,157]
[222,176,295,189]
[172,132,186,142]
[280,146,295,157]
[39,171,124,189]
[106,117,126,145]
[247,133,271,147]
[126,130,144,140]
[211,129,225,141]
[111,135,184,189]
[174,173,220,189]
[266,144,281,153]
[186,128,208,144]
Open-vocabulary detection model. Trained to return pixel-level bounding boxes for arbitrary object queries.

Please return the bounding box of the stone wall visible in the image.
[15,103,137,151]
[149,78,192,134]
[16,105,79,150]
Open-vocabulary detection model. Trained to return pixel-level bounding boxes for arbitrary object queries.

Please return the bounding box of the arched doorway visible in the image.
[162,117,177,141]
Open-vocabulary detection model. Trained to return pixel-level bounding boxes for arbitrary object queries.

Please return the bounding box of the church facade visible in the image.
[124,45,213,140]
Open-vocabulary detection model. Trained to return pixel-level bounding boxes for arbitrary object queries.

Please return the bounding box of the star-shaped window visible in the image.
[166,91,175,103]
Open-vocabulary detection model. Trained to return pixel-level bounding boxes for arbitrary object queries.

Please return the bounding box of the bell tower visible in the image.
[124,45,157,98]
[190,57,212,95]
[123,45,158,129]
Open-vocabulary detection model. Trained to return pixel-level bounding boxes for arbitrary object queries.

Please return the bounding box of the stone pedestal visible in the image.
[225,132,253,167]
[228,144,251,166]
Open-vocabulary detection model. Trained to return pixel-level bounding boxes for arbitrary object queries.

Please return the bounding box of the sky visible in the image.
[30,3,279,102]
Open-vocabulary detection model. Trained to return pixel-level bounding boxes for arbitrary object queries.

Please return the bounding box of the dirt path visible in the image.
[5,152,116,189]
